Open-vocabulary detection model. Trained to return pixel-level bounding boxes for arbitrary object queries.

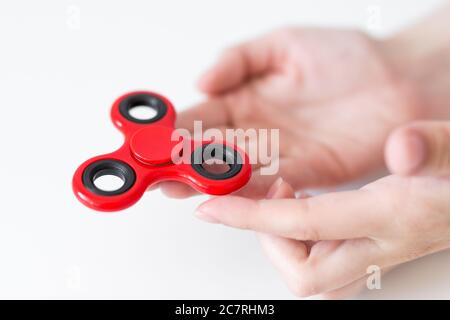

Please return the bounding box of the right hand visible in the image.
[193,120,450,298]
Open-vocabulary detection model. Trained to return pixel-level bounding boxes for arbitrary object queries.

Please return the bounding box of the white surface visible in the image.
[0,0,449,299]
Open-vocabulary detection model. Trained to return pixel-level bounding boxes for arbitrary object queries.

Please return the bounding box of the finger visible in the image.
[385,121,450,176]
[198,34,281,94]
[233,159,298,199]
[257,178,310,293]
[289,239,382,297]
[195,189,385,240]
[258,233,309,293]
[265,176,295,200]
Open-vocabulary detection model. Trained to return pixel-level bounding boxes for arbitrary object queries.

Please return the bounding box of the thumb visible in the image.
[385,121,450,176]
[198,34,280,94]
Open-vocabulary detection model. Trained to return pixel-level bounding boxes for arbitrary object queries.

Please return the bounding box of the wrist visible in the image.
[380,5,450,119]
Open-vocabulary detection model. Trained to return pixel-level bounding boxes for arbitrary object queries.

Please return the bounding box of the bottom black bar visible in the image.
[0,300,448,318]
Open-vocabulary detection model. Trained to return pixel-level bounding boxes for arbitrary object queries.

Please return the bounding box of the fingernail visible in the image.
[195,201,220,224]
[266,177,284,199]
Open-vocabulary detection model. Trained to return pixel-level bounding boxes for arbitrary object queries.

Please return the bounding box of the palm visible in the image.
[165,28,422,198]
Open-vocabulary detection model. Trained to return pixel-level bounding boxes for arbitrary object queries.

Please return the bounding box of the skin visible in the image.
[160,27,425,198]
[158,6,450,298]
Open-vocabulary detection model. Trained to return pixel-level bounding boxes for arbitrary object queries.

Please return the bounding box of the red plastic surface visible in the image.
[72,91,251,211]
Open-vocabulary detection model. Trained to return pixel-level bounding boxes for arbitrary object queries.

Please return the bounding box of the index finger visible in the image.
[195,189,386,240]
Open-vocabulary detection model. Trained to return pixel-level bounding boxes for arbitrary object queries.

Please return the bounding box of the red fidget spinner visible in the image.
[73,91,251,211]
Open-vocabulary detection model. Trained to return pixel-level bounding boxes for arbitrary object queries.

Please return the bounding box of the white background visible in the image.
[0,0,449,299]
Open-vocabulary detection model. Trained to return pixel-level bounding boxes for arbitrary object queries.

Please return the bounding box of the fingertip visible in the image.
[194,197,219,223]
[196,53,229,94]
[385,127,427,175]
[197,48,246,94]
[234,171,288,199]
[197,68,217,94]
[195,196,255,225]
[266,177,296,199]
[266,177,284,199]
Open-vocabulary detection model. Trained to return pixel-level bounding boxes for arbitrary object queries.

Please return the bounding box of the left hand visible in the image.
[158,27,426,199]
[194,121,450,298]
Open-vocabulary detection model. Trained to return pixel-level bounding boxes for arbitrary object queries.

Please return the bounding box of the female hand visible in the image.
[194,121,450,298]
[160,27,428,198]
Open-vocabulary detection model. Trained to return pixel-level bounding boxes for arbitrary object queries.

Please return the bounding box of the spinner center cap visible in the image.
[130,126,180,165]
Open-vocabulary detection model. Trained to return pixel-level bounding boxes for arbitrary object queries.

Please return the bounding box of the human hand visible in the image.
[160,27,427,198]
[193,120,450,298]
